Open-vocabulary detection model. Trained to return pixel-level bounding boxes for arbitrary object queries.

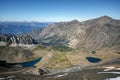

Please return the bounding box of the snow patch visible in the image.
[54,73,68,78]
[97,72,120,74]
[104,66,120,71]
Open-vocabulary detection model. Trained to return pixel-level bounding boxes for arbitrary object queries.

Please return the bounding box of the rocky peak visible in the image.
[82,15,115,28]
[97,15,113,22]
[99,15,113,20]
[70,19,79,23]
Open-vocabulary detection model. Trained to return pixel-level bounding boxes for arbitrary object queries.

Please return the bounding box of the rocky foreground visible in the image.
[0,58,119,80]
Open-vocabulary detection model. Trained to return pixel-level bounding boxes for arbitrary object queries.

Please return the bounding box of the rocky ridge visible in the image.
[0,34,36,46]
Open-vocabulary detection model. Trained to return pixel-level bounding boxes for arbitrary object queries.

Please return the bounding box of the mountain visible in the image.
[0,34,36,46]
[77,16,120,49]
[0,21,51,35]
[30,19,85,46]
[30,16,120,49]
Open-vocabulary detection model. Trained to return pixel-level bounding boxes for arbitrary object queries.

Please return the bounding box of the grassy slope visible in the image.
[31,45,120,71]
[0,46,33,63]
[0,45,119,75]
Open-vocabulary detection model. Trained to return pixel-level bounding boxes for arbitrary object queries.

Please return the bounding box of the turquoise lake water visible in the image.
[18,57,42,67]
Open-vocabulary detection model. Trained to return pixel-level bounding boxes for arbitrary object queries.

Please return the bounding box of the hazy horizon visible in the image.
[0,0,120,22]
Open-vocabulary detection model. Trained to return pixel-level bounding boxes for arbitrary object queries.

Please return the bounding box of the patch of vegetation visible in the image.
[52,53,68,62]
[33,44,47,51]
[52,44,73,52]
[49,52,71,68]
[38,45,47,49]
[91,50,96,54]
[27,56,36,60]
[33,44,52,52]
[116,52,120,54]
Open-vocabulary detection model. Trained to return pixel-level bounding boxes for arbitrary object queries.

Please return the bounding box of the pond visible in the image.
[0,57,42,68]
[86,57,102,63]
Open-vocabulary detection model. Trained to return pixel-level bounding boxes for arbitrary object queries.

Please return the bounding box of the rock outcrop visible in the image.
[0,34,36,46]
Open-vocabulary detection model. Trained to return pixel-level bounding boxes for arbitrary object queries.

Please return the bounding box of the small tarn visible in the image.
[86,57,102,63]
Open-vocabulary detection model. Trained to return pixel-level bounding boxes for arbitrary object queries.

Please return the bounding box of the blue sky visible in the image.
[0,0,120,22]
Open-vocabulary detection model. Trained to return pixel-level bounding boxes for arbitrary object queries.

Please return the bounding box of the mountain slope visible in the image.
[79,20,120,49]
[30,20,86,47]
[30,16,120,49]
[0,46,33,63]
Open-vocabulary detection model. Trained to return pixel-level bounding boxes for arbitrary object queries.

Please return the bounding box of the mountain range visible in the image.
[0,21,51,34]
[29,16,120,49]
[0,16,120,50]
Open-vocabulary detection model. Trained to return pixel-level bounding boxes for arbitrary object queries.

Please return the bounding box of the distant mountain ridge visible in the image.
[30,16,120,49]
[0,21,51,35]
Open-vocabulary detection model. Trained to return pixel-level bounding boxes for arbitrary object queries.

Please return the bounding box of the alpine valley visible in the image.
[0,16,120,80]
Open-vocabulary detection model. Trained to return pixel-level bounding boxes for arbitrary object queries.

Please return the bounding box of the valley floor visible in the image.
[0,45,120,80]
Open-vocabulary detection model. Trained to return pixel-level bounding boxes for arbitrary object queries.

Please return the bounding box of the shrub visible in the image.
[52,44,72,52]
[91,50,96,54]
